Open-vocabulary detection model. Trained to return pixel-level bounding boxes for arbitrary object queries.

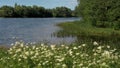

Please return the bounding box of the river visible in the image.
[0,18,79,46]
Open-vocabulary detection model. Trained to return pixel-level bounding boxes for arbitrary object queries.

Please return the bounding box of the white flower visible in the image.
[15,41,20,45]
[16,49,21,53]
[101,62,108,67]
[11,43,14,46]
[76,53,80,55]
[107,45,110,49]
[51,45,56,50]
[45,61,49,63]
[23,56,27,59]
[65,46,69,49]
[18,59,21,61]
[9,52,13,54]
[73,47,78,50]
[62,64,66,68]
[9,48,13,51]
[61,44,65,47]
[13,54,17,58]
[68,49,73,56]
[12,46,16,49]
[25,51,29,56]
[102,51,111,58]
[78,46,81,48]
[32,46,36,49]
[93,53,97,56]
[41,43,44,46]
[25,46,29,48]
[30,51,34,55]
[79,63,83,66]
[56,63,61,66]
[82,44,86,47]
[93,41,99,45]
[96,60,101,63]
[19,55,23,57]
[102,62,106,66]
[56,58,65,62]
[97,46,102,50]
[36,47,39,50]
[110,48,117,52]
[20,43,24,47]
[35,52,39,56]
[38,63,41,66]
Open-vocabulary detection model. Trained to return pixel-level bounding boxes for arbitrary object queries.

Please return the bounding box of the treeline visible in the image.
[0,4,76,17]
[77,0,120,29]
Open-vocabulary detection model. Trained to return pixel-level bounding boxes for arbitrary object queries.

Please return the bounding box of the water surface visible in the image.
[0,18,79,46]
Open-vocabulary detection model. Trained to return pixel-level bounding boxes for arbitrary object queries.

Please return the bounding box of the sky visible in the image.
[0,0,78,10]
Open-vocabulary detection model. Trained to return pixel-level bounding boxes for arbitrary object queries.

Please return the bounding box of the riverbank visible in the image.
[56,20,120,48]
[0,20,120,67]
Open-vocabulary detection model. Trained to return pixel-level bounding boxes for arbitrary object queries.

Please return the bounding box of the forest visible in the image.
[56,0,120,44]
[77,0,120,29]
[0,4,76,18]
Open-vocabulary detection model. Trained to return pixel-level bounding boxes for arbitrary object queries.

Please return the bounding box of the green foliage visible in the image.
[52,7,73,17]
[56,21,120,47]
[0,4,75,18]
[77,0,120,29]
[0,6,14,17]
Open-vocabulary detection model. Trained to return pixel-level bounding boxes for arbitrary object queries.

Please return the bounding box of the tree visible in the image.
[14,5,25,17]
[52,7,73,17]
[77,0,120,29]
[0,6,14,17]
[0,5,75,18]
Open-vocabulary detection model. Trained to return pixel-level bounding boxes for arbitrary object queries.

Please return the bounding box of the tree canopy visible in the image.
[52,7,73,17]
[77,0,120,29]
[0,4,76,18]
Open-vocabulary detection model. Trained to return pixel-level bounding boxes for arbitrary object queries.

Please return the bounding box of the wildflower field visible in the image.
[0,41,120,68]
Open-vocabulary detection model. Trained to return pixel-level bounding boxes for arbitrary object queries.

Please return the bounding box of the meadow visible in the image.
[0,41,120,68]
[56,20,120,48]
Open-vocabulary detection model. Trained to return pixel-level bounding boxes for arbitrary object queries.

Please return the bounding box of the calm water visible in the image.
[0,18,79,46]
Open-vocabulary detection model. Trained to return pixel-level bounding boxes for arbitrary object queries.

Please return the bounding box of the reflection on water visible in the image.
[0,18,79,46]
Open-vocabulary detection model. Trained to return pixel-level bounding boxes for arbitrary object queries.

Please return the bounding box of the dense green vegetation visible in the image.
[56,0,120,45]
[56,21,120,47]
[0,4,76,18]
[55,3,120,66]
[77,0,120,29]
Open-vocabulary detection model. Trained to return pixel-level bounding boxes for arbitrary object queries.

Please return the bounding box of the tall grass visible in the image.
[55,20,120,48]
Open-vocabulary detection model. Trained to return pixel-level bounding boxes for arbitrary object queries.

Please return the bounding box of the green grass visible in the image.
[0,46,8,57]
[56,20,120,37]
[55,20,120,48]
